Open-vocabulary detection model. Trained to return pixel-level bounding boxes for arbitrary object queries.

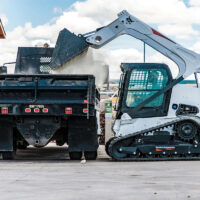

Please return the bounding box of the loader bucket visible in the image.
[50,28,89,69]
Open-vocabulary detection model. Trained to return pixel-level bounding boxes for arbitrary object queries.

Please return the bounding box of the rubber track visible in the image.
[108,116,200,161]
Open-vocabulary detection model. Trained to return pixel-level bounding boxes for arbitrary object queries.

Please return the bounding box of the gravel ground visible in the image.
[0,144,200,200]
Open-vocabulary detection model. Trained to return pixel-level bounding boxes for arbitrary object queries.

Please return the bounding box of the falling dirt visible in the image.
[52,48,109,87]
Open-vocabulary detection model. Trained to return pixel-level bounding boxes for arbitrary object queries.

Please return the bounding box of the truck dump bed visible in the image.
[0,74,97,117]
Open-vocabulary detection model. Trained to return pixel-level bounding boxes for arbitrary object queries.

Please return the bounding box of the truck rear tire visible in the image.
[69,152,82,160]
[2,151,15,160]
[84,151,97,160]
[56,140,65,146]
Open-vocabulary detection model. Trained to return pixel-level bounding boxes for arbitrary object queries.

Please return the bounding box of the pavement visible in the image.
[0,144,200,200]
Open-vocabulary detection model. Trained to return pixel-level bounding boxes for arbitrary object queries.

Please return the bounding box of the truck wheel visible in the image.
[2,151,15,160]
[56,140,65,146]
[69,152,82,160]
[84,151,97,160]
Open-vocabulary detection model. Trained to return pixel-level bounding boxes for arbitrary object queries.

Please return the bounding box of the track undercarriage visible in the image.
[106,116,200,161]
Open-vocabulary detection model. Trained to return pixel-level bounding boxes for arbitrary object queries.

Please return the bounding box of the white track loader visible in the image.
[51,10,200,160]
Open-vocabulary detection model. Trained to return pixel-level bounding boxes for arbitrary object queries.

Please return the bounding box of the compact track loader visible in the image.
[51,10,200,161]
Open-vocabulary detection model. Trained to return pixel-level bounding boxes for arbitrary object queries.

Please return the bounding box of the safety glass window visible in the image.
[126,68,168,107]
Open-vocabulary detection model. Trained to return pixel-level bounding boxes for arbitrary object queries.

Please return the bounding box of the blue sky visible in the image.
[0,0,84,30]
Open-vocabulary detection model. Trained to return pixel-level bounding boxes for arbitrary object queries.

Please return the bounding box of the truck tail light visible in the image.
[34,108,40,113]
[83,108,88,113]
[25,108,31,113]
[42,108,48,113]
[1,107,8,114]
[65,107,72,114]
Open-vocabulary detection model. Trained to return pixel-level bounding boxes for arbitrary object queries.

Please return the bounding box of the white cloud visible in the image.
[92,48,179,79]
[73,0,200,25]
[189,0,200,7]
[158,24,199,39]
[146,52,179,78]
[191,41,200,53]
[0,14,8,25]
[53,7,63,15]
[94,48,144,79]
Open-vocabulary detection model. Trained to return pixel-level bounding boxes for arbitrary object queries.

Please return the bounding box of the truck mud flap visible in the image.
[0,119,13,152]
[68,117,98,152]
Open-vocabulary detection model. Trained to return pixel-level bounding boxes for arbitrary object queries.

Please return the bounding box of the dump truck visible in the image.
[0,46,99,160]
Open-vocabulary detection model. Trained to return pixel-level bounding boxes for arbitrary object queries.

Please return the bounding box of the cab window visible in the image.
[126,68,168,107]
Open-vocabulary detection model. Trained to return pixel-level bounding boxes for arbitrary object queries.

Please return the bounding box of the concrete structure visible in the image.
[0,19,6,39]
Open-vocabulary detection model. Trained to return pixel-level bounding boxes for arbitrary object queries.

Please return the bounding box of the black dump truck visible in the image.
[0,47,99,160]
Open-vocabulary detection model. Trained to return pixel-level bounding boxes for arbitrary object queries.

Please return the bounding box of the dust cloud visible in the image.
[52,48,109,87]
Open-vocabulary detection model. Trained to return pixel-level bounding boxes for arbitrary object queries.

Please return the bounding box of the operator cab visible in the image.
[116,63,173,119]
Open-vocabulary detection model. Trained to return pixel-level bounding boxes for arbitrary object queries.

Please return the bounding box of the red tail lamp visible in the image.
[65,107,72,114]
[1,107,8,114]
[25,108,31,113]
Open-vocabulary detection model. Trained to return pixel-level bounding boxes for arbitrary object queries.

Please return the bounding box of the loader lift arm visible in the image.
[82,10,200,112]
[84,10,200,80]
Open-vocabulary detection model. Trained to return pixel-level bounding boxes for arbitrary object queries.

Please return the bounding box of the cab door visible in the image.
[121,63,173,118]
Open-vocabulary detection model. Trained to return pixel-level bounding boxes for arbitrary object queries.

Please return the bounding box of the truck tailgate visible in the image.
[0,74,97,116]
